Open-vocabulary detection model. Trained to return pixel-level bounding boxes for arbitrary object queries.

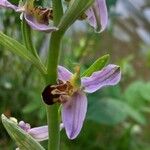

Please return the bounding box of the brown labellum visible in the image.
[42,85,60,105]
[42,80,74,105]
[34,7,53,24]
[26,4,53,25]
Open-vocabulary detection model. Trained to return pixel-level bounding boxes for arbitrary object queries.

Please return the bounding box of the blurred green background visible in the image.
[0,0,150,149]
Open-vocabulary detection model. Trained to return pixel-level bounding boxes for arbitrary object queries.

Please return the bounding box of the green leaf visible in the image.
[0,32,47,75]
[81,54,110,77]
[87,98,146,125]
[140,82,150,101]
[1,114,45,150]
[124,81,147,109]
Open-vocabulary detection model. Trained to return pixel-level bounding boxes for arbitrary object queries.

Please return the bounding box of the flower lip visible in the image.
[42,80,75,105]
[25,6,53,24]
[42,84,60,105]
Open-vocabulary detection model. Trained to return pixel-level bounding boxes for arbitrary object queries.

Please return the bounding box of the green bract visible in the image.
[82,54,110,77]
[58,0,95,32]
[1,114,45,150]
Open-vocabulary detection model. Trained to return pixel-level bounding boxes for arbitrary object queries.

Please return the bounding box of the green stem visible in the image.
[46,104,60,150]
[46,31,64,150]
[46,32,63,83]
[45,0,63,150]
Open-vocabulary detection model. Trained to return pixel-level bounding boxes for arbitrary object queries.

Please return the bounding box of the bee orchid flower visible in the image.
[42,64,121,139]
[0,0,57,32]
[85,0,108,33]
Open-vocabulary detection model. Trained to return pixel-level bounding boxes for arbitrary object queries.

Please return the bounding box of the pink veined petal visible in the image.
[96,0,108,32]
[28,123,64,142]
[86,8,97,29]
[0,0,18,10]
[24,13,58,32]
[81,64,121,93]
[58,66,73,81]
[28,125,48,142]
[62,91,87,139]
[86,0,108,33]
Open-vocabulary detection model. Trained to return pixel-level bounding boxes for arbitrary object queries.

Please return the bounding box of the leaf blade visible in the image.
[0,32,47,75]
[87,98,146,125]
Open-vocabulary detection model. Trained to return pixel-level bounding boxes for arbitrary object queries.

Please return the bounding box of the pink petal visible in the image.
[0,0,18,10]
[58,66,73,81]
[62,91,87,139]
[81,64,121,93]
[86,8,97,29]
[24,13,58,33]
[28,126,48,142]
[96,0,108,32]
[28,123,64,142]
[18,121,31,132]
[86,0,108,32]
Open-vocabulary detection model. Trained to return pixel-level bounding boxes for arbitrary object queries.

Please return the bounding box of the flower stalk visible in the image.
[46,31,64,150]
[45,0,63,149]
